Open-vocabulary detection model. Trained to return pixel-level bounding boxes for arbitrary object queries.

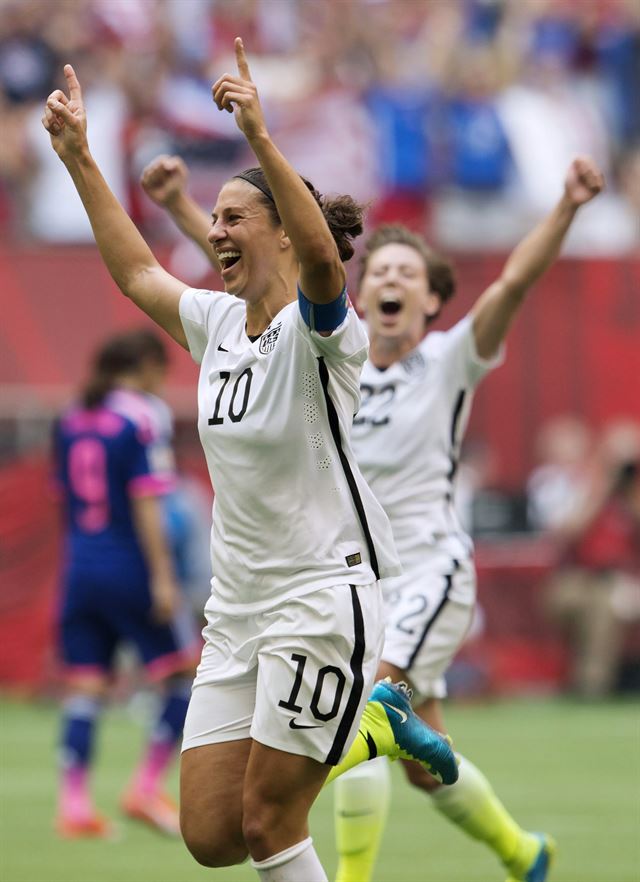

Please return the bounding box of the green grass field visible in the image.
[1,696,638,882]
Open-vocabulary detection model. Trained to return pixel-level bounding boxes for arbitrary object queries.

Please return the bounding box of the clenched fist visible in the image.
[140,155,189,207]
[564,156,605,208]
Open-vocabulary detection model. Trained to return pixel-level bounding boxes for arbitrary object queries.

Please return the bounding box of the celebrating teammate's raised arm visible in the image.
[42,65,189,348]
[471,156,604,359]
[212,38,346,305]
[141,156,215,264]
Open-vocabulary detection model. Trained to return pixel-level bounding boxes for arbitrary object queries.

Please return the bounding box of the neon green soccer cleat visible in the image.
[366,679,458,785]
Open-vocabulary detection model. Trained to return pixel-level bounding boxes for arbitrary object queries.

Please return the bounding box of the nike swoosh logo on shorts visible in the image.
[381,701,408,723]
[289,719,322,730]
[217,344,228,352]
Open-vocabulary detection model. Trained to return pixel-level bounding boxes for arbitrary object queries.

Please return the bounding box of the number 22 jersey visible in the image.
[352,315,503,571]
[179,288,401,615]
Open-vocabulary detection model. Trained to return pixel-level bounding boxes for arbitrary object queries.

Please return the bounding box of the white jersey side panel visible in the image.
[352,315,503,565]
[179,288,400,614]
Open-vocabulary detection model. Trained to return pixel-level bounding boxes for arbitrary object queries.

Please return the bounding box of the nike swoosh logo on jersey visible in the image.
[381,701,408,723]
[289,719,322,730]
[217,343,228,352]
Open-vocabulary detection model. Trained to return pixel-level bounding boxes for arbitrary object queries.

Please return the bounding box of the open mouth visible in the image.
[217,250,242,272]
[378,294,403,318]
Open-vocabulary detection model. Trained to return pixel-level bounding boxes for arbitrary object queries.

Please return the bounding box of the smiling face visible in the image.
[359,242,441,342]
[208,179,292,303]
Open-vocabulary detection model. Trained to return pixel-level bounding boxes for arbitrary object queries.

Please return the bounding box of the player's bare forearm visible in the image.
[43,64,189,348]
[140,154,216,271]
[471,197,577,357]
[131,494,179,622]
[471,157,603,359]
[61,151,188,347]
[167,192,216,265]
[65,149,157,287]
[131,494,174,578]
[500,193,578,297]
[212,37,345,304]
[131,494,177,593]
[248,133,346,303]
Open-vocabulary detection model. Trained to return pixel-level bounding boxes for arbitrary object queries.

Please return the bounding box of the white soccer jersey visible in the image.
[179,288,401,614]
[352,315,503,570]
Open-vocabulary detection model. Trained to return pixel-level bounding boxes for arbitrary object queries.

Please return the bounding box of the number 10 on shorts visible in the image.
[278,653,346,724]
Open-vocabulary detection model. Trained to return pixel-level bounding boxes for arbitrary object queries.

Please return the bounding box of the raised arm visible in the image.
[140,156,216,265]
[212,38,346,304]
[43,65,189,349]
[471,157,604,359]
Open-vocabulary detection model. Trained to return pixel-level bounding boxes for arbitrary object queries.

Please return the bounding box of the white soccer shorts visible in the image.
[182,582,384,765]
[381,551,476,701]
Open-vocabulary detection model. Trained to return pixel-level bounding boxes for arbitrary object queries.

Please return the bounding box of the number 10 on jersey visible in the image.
[208,368,253,426]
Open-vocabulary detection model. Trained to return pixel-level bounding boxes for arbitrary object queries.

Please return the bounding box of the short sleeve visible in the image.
[428,314,504,388]
[293,304,369,366]
[179,288,228,364]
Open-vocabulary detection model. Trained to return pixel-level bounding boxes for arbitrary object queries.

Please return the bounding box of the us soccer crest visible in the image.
[402,351,426,376]
[259,323,282,354]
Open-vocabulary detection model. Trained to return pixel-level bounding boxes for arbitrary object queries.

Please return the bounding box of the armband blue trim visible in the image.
[297,285,349,333]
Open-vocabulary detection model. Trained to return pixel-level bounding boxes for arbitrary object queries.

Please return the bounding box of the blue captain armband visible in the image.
[298,285,349,333]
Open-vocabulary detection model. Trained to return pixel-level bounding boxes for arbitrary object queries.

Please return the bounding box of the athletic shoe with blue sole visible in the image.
[368,679,459,785]
[505,833,556,882]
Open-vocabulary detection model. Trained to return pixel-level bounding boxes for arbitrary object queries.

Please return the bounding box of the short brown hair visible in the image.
[360,224,456,319]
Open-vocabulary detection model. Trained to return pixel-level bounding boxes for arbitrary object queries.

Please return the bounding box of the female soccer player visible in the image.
[53,330,200,838]
[333,156,603,882]
[43,40,456,882]
[141,141,603,882]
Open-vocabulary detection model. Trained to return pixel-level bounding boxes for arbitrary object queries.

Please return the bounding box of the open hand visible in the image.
[564,156,604,207]
[140,155,189,207]
[212,38,268,142]
[42,65,87,162]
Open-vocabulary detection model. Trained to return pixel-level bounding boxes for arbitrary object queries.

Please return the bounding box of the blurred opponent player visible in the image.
[43,40,456,882]
[53,330,200,838]
[142,145,603,882]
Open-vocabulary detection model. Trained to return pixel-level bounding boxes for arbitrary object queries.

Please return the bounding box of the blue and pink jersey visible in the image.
[54,395,173,566]
[53,391,197,679]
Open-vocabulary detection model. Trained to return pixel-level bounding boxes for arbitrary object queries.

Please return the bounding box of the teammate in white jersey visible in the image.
[141,144,603,882]
[43,39,457,882]
[332,157,603,882]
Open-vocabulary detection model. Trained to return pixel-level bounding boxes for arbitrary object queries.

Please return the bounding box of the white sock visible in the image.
[251,836,328,882]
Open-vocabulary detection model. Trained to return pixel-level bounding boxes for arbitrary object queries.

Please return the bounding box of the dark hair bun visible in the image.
[234,167,365,262]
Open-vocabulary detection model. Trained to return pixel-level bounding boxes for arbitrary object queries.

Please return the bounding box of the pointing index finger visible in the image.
[234,37,252,81]
[64,64,83,102]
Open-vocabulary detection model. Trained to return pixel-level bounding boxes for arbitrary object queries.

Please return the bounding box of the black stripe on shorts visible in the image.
[406,559,460,671]
[325,585,366,765]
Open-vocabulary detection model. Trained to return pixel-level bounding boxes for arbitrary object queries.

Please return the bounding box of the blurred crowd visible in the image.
[456,415,640,696]
[527,416,640,696]
[1,0,639,253]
